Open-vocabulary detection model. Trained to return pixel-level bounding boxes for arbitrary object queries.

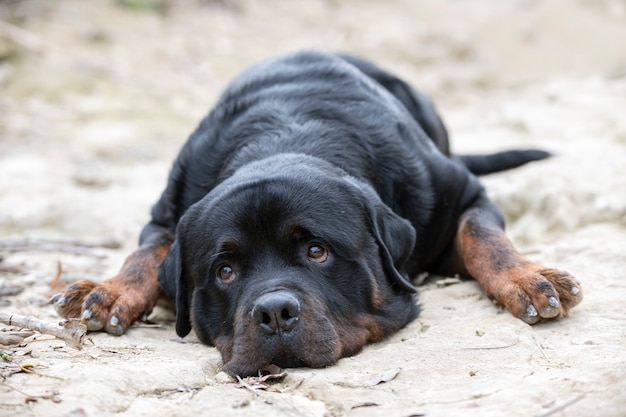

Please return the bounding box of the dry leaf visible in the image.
[365,367,401,386]
[235,365,288,394]
[351,402,379,409]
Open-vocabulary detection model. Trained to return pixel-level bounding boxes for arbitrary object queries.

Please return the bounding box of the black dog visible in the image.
[53,51,582,376]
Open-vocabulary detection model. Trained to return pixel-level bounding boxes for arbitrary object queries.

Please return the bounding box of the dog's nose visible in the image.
[252,291,301,334]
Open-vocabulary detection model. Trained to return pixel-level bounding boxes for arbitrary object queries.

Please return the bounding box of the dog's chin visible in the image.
[222,351,324,377]
[221,334,340,377]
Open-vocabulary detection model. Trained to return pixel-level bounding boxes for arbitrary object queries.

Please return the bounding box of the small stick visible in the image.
[0,237,121,250]
[0,311,86,349]
[532,334,550,362]
[0,237,120,258]
[49,261,63,288]
[0,380,37,402]
[0,20,42,53]
[535,394,585,417]
[460,337,520,350]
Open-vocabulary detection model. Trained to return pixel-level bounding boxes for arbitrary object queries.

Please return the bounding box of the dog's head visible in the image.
[158,154,419,376]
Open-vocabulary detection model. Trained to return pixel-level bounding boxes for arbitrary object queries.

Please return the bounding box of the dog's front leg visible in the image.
[51,228,173,335]
[453,196,583,323]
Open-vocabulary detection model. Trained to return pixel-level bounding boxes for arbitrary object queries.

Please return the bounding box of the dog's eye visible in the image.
[217,264,236,284]
[307,244,328,263]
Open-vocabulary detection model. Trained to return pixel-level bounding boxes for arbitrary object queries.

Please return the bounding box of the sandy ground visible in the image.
[1,1,625,416]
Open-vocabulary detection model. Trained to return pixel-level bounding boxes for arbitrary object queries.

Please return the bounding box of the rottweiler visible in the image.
[52,51,582,376]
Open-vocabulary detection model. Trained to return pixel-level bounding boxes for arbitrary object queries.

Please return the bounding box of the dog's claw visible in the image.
[86,318,103,331]
[80,309,103,330]
[105,315,125,336]
[548,296,559,307]
[522,304,540,324]
[570,286,583,306]
[540,307,558,318]
[52,296,68,317]
[56,296,67,308]
[540,296,560,318]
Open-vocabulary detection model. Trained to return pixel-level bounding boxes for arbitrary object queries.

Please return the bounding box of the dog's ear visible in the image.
[158,239,192,337]
[368,201,417,293]
[347,177,417,293]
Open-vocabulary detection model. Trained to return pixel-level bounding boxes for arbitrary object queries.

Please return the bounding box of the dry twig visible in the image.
[0,380,61,403]
[460,337,520,350]
[0,237,121,258]
[532,334,550,362]
[0,19,42,52]
[535,394,585,417]
[156,386,202,399]
[0,328,35,346]
[0,311,86,349]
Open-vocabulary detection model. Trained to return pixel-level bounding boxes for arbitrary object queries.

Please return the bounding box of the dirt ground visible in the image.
[1,1,625,416]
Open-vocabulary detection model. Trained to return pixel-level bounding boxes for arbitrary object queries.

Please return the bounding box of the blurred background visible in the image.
[0,0,625,273]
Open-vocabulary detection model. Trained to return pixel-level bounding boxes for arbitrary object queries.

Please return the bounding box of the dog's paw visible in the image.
[494,265,583,324]
[50,279,151,336]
